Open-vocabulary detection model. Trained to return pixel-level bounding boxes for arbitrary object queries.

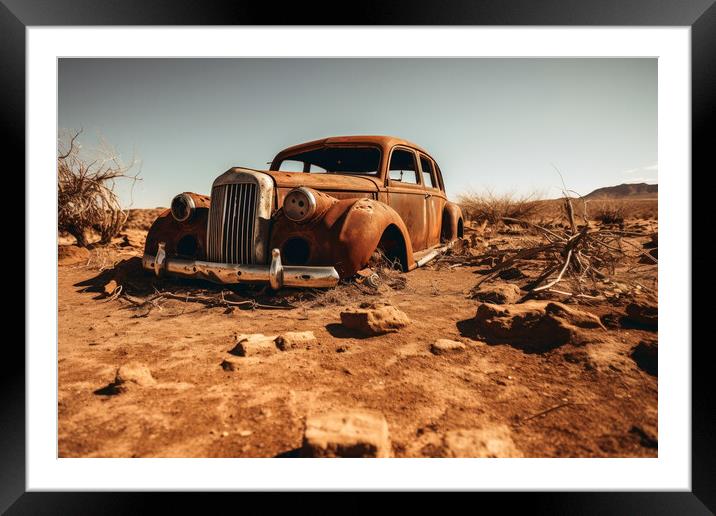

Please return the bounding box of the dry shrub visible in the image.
[58,130,140,247]
[457,190,543,225]
[592,201,625,225]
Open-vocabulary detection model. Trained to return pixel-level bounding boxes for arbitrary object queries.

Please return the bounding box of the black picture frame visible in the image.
[6,0,714,512]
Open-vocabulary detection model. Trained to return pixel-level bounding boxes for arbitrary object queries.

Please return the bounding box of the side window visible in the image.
[278,159,305,172]
[388,149,419,185]
[434,162,445,191]
[420,155,436,188]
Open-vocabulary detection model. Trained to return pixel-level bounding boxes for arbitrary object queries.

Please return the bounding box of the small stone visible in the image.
[471,283,522,304]
[301,410,391,458]
[221,358,240,371]
[275,331,317,351]
[442,426,522,458]
[221,431,229,437]
[229,334,278,357]
[340,302,410,336]
[238,430,252,437]
[113,363,156,391]
[103,279,119,296]
[430,339,466,355]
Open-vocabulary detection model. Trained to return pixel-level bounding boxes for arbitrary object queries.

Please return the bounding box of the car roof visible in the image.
[274,135,431,158]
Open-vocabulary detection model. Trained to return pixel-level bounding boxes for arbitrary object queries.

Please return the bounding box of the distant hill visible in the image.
[584,183,658,199]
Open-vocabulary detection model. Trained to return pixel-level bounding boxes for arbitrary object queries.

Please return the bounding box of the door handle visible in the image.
[424,193,432,199]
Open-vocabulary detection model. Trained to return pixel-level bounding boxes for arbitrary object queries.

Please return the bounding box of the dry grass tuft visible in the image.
[591,201,626,225]
[457,190,543,225]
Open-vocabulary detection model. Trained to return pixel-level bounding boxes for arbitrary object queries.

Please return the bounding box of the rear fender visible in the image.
[441,201,464,241]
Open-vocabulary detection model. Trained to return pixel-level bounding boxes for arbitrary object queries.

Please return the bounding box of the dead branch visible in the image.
[58,129,141,247]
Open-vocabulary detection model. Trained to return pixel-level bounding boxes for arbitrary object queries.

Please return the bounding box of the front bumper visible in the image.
[142,242,339,289]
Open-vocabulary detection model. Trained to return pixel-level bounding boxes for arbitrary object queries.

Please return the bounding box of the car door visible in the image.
[418,153,447,247]
[386,147,428,252]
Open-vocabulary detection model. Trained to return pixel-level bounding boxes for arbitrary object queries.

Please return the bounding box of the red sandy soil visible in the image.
[57,215,658,458]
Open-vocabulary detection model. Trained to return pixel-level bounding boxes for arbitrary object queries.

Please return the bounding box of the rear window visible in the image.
[275,146,381,175]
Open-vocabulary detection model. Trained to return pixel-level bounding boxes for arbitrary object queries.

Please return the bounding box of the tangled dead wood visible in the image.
[58,130,140,247]
[118,287,296,317]
[473,195,657,300]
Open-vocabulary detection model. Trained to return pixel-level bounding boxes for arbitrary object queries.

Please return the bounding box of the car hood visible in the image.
[264,170,381,193]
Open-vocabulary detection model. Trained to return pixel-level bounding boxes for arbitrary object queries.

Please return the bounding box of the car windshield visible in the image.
[275,146,381,175]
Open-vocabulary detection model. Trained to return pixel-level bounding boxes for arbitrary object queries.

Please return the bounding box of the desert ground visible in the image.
[57,199,658,458]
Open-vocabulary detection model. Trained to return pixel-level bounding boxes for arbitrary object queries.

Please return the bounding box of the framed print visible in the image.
[6,0,715,511]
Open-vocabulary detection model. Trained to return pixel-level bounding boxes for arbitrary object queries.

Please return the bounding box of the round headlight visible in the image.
[283,187,317,223]
[171,193,195,222]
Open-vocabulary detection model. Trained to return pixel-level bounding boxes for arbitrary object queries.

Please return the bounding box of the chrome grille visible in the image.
[207,182,257,264]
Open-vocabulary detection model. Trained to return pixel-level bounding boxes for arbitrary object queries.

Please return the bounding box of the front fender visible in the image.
[269,197,415,278]
[144,193,210,258]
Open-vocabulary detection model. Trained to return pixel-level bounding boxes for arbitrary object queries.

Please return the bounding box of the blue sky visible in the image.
[58,58,657,208]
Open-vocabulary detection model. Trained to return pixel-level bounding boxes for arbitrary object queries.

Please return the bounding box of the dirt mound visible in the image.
[474,301,605,351]
[58,245,91,266]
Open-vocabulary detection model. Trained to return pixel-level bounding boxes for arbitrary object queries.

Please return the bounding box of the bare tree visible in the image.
[57,130,140,247]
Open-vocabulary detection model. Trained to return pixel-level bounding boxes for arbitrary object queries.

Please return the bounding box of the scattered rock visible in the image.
[221,357,241,371]
[623,301,657,330]
[600,312,621,329]
[442,426,523,458]
[430,339,466,355]
[229,334,279,357]
[630,339,657,376]
[115,363,156,387]
[474,300,605,350]
[97,363,158,394]
[340,302,410,336]
[103,279,119,296]
[275,331,317,351]
[301,410,391,458]
[471,283,522,304]
[630,425,658,448]
[58,245,90,266]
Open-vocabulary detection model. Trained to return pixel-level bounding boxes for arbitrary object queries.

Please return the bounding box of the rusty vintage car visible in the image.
[142,135,464,289]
